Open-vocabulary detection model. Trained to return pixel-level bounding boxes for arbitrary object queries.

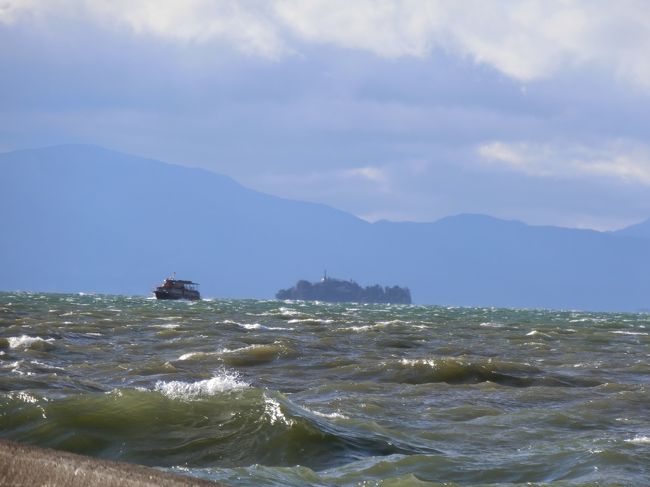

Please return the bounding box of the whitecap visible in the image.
[377,320,409,326]
[154,323,181,329]
[307,408,349,420]
[178,352,200,360]
[239,323,263,330]
[278,307,302,317]
[625,435,650,444]
[31,360,65,371]
[13,391,39,404]
[610,331,649,336]
[154,370,248,400]
[338,325,373,332]
[263,395,294,426]
[315,411,348,419]
[7,335,54,349]
[230,321,293,331]
[480,322,503,328]
[400,358,437,367]
[526,330,551,338]
[339,323,387,332]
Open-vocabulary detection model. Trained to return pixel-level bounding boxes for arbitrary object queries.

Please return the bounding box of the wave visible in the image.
[0,386,433,470]
[2,335,56,351]
[177,351,218,361]
[287,318,332,325]
[174,341,298,367]
[220,342,298,366]
[480,321,504,328]
[342,357,603,388]
[154,370,249,400]
[232,321,295,331]
[610,331,649,336]
[625,435,650,444]
[259,307,312,320]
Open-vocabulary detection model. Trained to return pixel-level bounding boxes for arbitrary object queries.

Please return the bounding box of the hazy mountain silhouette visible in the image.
[2,145,649,311]
[615,218,650,240]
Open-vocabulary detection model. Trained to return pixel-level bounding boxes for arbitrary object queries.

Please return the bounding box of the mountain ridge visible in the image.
[2,144,649,311]
[614,218,650,240]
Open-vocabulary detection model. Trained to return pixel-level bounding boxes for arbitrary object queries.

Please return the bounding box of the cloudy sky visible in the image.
[2,0,650,230]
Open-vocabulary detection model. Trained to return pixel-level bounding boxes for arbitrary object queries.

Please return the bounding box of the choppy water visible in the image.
[1,292,649,486]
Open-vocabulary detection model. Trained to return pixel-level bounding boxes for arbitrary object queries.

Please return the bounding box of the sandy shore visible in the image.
[0,439,224,486]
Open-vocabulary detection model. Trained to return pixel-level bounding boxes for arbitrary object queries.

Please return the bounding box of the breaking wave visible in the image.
[0,386,434,470]
[154,370,249,399]
[3,335,55,351]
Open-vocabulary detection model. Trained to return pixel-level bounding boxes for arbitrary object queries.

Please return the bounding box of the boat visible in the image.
[154,273,201,301]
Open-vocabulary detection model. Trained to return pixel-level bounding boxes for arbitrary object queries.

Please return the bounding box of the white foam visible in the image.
[278,307,302,317]
[31,360,65,371]
[526,330,551,337]
[339,323,386,332]
[480,322,504,328]
[221,343,281,354]
[228,321,293,331]
[240,323,263,330]
[10,391,40,404]
[154,323,181,329]
[2,360,22,372]
[339,325,372,332]
[7,335,54,349]
[154,371,249,399]
[178,352,200,360]
[263,395,294,426]
[309,409,349,419]
[377,320,409,326]
[610,331,649,336]
[625,435,650,444]
[400,358,437,367]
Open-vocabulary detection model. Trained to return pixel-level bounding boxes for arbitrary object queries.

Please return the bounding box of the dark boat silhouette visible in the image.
[154,273,200,301]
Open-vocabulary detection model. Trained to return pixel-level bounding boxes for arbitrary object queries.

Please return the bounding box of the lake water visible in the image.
[1,292,649,486]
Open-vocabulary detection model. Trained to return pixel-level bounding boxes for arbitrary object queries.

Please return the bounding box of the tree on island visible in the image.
[276,275,411,304]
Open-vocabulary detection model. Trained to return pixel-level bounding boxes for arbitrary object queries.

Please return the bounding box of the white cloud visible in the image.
[1,0,289,57]
[343,165,387,183]
[107,0,287,58]
[3,1,650,90]
[477,139,650,185]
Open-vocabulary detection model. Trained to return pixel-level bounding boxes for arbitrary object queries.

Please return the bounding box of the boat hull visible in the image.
[154,289,200,301]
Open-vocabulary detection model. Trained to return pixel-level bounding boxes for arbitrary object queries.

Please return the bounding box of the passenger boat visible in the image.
[154,274,200,300]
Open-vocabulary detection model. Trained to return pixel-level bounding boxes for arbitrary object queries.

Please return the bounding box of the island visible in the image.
[276,273,411,304]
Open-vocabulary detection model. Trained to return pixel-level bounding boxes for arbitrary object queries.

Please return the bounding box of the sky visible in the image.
[2,0,650,230]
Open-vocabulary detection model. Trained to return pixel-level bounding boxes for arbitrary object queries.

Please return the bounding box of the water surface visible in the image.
[1,292,649,485]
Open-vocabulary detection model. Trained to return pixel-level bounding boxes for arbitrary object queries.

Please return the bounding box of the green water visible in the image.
[1,292,649,485]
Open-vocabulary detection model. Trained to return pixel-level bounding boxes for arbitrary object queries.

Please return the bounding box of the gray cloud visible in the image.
[1,1,650,229]
[5,1,650,89]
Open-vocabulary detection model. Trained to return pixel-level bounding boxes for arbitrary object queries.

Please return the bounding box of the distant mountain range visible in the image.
[614,217,650,240]
[2,145,649,311]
